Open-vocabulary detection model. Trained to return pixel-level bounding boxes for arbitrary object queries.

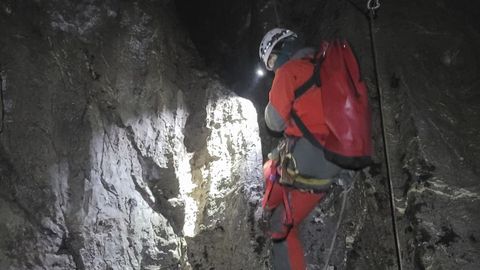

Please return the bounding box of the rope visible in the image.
[367,3,403,270]
[0,70,5,134]
[322,184,353,270]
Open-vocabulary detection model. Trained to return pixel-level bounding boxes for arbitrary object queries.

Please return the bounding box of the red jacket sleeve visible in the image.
[268,66,296,123]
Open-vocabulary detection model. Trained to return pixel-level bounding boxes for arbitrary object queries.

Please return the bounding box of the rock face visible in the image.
[0,1,264,270]
[1,0,479,270]
[175,0,480,269]
[277,1,480,269]
[370,1,480,269]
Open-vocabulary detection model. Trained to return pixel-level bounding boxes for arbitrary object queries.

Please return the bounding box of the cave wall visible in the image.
[174,0,480,269]
[271,1,480,269]
[371,1,480,269]
[266,0,480,269]
[0,1,265,269]
[1,0,479,269]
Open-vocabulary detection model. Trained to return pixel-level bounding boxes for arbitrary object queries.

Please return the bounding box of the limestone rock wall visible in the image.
[373,1,480,269]
[292,0,480,269]
[2,0,478,269]
[209,0,480,269]
[0,1,264,269]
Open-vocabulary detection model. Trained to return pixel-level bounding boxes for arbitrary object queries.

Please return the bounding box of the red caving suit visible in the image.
[262,48,341,270]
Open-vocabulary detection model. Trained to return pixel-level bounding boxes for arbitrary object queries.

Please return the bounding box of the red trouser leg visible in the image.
[262,170,326,269]
[262,160,283,210]
[285,190,326,270]
[285,227,304,270]
[268,190,325,269]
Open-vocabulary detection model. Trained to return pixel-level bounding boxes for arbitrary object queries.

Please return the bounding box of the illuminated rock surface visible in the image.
[0,1,263,269]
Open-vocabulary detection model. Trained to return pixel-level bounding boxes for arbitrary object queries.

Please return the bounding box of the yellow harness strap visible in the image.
[286,168,332,186]
[280,147,332,192]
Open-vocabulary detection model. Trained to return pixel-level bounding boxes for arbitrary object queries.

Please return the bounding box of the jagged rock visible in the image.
[2,0,479,269]
[0,1,264,269]
[175,0,480,269]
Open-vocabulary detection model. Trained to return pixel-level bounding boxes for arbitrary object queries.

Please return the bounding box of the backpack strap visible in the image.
[291,110,323,149]
[291,48,327,149]
[293,53,325,99]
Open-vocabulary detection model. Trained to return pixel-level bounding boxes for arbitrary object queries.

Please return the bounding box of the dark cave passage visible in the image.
[0,0,480,269]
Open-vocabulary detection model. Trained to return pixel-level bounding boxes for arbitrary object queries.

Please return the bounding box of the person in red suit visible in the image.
[259,28,342,270]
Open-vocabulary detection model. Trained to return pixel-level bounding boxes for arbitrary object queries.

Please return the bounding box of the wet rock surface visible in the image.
[287,1,480,269]
[175,0,480,269]
[1,0,479,269]
[0,1,265,269]
[374,1,480,269]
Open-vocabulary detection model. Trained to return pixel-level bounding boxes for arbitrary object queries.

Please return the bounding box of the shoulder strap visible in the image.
[293,54,325,99]
[290,110,324,149]
[291,47,327,148]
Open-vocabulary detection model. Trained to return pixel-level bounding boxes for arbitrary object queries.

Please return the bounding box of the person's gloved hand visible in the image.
[267,147,280,161]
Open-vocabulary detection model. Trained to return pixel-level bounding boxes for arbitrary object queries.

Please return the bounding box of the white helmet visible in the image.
[259,28,298,70]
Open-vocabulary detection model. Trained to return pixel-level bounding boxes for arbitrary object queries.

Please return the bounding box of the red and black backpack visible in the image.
[291,40,373,170]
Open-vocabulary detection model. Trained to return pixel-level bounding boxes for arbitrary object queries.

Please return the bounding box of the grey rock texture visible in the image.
[1,0,479,269]
[287,0,480,269]
[0,1,264,270]
[372,1,480,269]
[174,0,480,269]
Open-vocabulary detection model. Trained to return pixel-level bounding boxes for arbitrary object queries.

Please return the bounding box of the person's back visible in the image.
[265,48,342,181]
[259,28,342,270]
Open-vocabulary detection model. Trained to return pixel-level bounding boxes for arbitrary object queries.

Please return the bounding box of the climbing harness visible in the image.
[367,1,404,270]
[276,138,334,191]
[0,70,5,134]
